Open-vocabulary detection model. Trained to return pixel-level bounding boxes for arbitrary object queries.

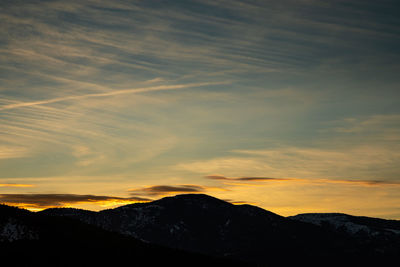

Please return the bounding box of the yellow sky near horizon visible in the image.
[1,0,400,220]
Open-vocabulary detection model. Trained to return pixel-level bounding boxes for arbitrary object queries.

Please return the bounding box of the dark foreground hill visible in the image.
[2,194,400,266]
[0,203,244,267]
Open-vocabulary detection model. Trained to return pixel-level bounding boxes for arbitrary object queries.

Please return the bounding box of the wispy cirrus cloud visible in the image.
[176,144,400,183]
[0,82,227,111]
[327,114,400,141]
[0,146,31,159]
[1,0,399,219]
[2,0,396,98]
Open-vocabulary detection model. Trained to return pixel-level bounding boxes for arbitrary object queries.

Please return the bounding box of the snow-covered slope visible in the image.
[0,217,38,242]
[289,213,400,236]
[0,205,38,242]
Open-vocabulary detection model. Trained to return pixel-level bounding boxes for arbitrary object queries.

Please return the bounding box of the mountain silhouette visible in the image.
[0,202,244,267]
[2,194,400,266]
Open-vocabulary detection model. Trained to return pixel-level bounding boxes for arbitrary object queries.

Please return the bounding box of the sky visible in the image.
[1,0,400,219]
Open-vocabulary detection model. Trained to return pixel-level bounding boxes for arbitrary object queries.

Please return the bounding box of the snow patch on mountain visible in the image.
[0,218,38,242]
[288,213,400,236]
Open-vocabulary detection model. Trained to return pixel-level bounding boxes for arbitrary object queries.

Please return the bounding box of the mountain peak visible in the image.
[108,193,233,213]
[154,193,231,206]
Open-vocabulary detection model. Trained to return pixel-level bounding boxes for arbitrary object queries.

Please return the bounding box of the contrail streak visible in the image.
[0,81,229,111]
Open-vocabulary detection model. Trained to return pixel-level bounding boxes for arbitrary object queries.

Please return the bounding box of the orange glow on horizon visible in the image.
[1,199,151,212]
[0,183,34,187]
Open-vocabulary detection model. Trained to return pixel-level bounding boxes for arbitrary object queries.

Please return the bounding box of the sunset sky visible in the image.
[1,0,400,219]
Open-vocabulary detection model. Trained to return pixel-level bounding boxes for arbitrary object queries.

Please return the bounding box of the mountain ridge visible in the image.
[39,194,400,265]
[2,194,400,266]
[0,203,244,266]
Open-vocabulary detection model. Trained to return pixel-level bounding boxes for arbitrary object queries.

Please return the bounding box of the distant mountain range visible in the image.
[1,194,400,266]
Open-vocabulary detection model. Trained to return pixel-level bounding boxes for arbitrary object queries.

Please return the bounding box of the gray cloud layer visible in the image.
[206,175,292,182]
[129,184,206,197]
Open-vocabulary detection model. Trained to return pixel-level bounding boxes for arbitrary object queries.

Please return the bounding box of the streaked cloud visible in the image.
[0,82,228,111]
[327,114,400,142]
[0,146,31,159]
[325,179,400,187]
[206,175,400,187]
[175,158,271,176]
[0,194,150,210]
[206,175,292,182]
[129,184,207,197]
[177,145,400,181]
[222,199,253,205]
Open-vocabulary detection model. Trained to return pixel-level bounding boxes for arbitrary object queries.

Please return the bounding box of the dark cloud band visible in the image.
[206,175,400,187]
[0,194,150,208]
[129,184,206,197]
[206,175,291,182]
